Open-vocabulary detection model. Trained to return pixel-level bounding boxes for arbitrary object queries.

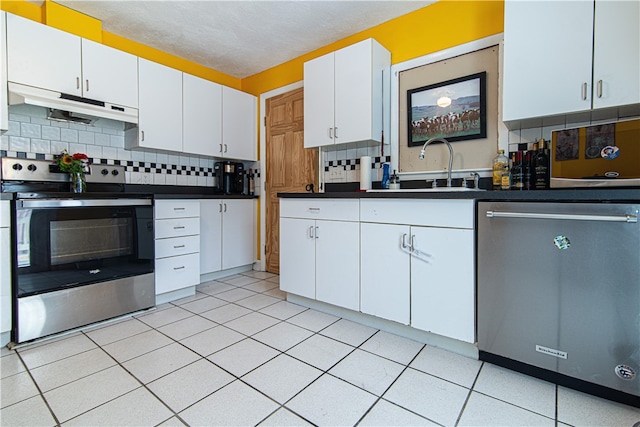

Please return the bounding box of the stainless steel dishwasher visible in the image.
[477,201,640,407]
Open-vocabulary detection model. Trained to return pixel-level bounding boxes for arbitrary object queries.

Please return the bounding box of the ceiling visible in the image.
[48,1,433,79]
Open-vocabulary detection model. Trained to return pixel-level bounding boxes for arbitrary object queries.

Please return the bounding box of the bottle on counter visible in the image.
[511,151,524,190]
[389,169,400,189]
[492,149,509,190]
[248,169,255,196]
[523,150,532,190]
[500,152,512,190]
[533,138,549,189]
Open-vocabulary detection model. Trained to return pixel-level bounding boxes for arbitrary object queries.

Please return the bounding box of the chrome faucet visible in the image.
[418,137,454,187]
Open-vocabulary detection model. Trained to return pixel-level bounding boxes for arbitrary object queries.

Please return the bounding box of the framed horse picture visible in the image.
[407,72,487,146]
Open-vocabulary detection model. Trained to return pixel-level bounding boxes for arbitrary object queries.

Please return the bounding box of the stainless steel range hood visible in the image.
[8,82,138,124]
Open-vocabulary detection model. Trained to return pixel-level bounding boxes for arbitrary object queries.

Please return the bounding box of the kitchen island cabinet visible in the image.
[6,13,138,108]
[503,0,639,126]
[280,199,360,310]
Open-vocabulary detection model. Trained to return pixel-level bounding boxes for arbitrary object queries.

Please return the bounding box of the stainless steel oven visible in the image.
[2,158,155,344]
[14,197,154,343]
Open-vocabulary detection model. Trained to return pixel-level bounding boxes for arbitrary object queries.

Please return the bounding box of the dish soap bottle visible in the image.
[381,163,390,189]
[492,149,509,190]
[389,170,400,189]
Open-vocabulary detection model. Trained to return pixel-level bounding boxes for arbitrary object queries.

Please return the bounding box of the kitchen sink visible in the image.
[367,187,485,192]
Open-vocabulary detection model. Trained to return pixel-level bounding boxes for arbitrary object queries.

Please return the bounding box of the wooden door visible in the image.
[265,87,317,274]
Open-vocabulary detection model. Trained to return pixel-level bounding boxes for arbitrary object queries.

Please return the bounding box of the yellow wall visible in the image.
[241,1,504,96]
[0,0,241,89]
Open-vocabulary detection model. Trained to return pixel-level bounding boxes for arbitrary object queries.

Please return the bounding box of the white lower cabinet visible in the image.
[280,199,360,311]
[154,200,200,296]
[410,226,475,343]
[360,199,476,343]
[1,200,11,345]
[200,199,255,276]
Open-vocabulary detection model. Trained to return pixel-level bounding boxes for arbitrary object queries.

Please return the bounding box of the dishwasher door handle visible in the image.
[486,210,638,223]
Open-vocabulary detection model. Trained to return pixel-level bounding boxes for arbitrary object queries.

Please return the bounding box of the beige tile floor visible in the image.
[1,271,639,426]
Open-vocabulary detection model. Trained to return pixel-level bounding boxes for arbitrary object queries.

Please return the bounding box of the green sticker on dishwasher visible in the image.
[553,235,571,250]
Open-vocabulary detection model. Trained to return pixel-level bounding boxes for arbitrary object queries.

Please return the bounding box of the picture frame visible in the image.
[407,71,487,146]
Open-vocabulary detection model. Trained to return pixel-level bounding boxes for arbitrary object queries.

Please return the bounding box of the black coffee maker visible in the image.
[214,161,245,194]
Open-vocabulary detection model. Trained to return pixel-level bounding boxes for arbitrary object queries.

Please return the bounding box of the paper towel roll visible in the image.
[360,156,372,190]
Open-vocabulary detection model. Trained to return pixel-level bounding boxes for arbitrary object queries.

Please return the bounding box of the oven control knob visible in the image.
[101,168,109,175]
[12,163,22,171]
[111,170,119,176]
[27,164,37,171]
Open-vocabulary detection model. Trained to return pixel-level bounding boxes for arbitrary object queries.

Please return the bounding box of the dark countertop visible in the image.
[278,188,640,202]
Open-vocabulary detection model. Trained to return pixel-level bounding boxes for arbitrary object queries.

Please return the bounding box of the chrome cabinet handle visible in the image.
[85,79,89,92]
[141,130,145,141]
[223,203,227,212]
[173,226,185,230]
[410,234,416,252]
[328,128,333,139]
[334,127,338,138]
[173,207,185,211]
[173,244,185,249]
[308,207,320,213]
[76,77,80,90]
[401,233,409,250]
[219,203,223,213]
[219,144,223,153]
[581,82,588,100]
[173,266,185,270]
[308,226,314,239]
[224,144,228,153]
[315,226,319,239]
[597,79,603,98]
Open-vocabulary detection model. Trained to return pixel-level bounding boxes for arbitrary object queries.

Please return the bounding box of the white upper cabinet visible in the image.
[129,58,182,152]
[6,13,137,107]
[503,0,640,126]
[183,73,222,157]
[304,38,390,148]
[592,0,640,110]
[80,39,138,108]
[221,86,257,161]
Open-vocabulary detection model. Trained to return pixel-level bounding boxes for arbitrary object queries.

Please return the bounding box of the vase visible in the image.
[70,172,86,193]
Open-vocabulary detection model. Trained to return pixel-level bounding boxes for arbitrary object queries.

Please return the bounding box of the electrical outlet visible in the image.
[329,166,345,180]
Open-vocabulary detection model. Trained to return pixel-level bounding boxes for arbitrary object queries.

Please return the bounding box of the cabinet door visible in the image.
[221,199,254,270]
[81,39,138,107]
[200,200,222,275]
[183,74,222,157]
[1,227,11,335]
[315,220,360,311]
[334,40,374,144]
[360,222,410,324]
[1,12,8,132]
[592,0,640,109]
[222,87,257,161]
[303,52,335,148]
[410,226,475,343]
[280,217,315,299]
[7,13,81,95]
[503,1,593,121]
[137,58,182,151]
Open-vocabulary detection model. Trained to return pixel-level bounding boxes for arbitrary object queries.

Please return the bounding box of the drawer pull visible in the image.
[308,207,320,212]
[173,245,185,249]
[173,226,185,230]
[173,266,185,270]
[173,207,185,211]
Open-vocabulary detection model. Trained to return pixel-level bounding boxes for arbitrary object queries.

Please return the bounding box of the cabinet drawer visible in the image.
[155,217,200,239]
[155,200,200,219]
[280,199,359,221]
[155,235,199,259]
[155,253,200,294]
[360,199,474,229]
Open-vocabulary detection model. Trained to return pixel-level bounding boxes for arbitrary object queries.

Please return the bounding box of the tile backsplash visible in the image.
[1,104,258,187]
[322,141,391,184]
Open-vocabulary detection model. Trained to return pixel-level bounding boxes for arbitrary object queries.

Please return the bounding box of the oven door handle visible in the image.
[19,199,152,208]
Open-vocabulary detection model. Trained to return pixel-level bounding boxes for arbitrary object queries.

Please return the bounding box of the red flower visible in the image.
[73,153,88,161]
